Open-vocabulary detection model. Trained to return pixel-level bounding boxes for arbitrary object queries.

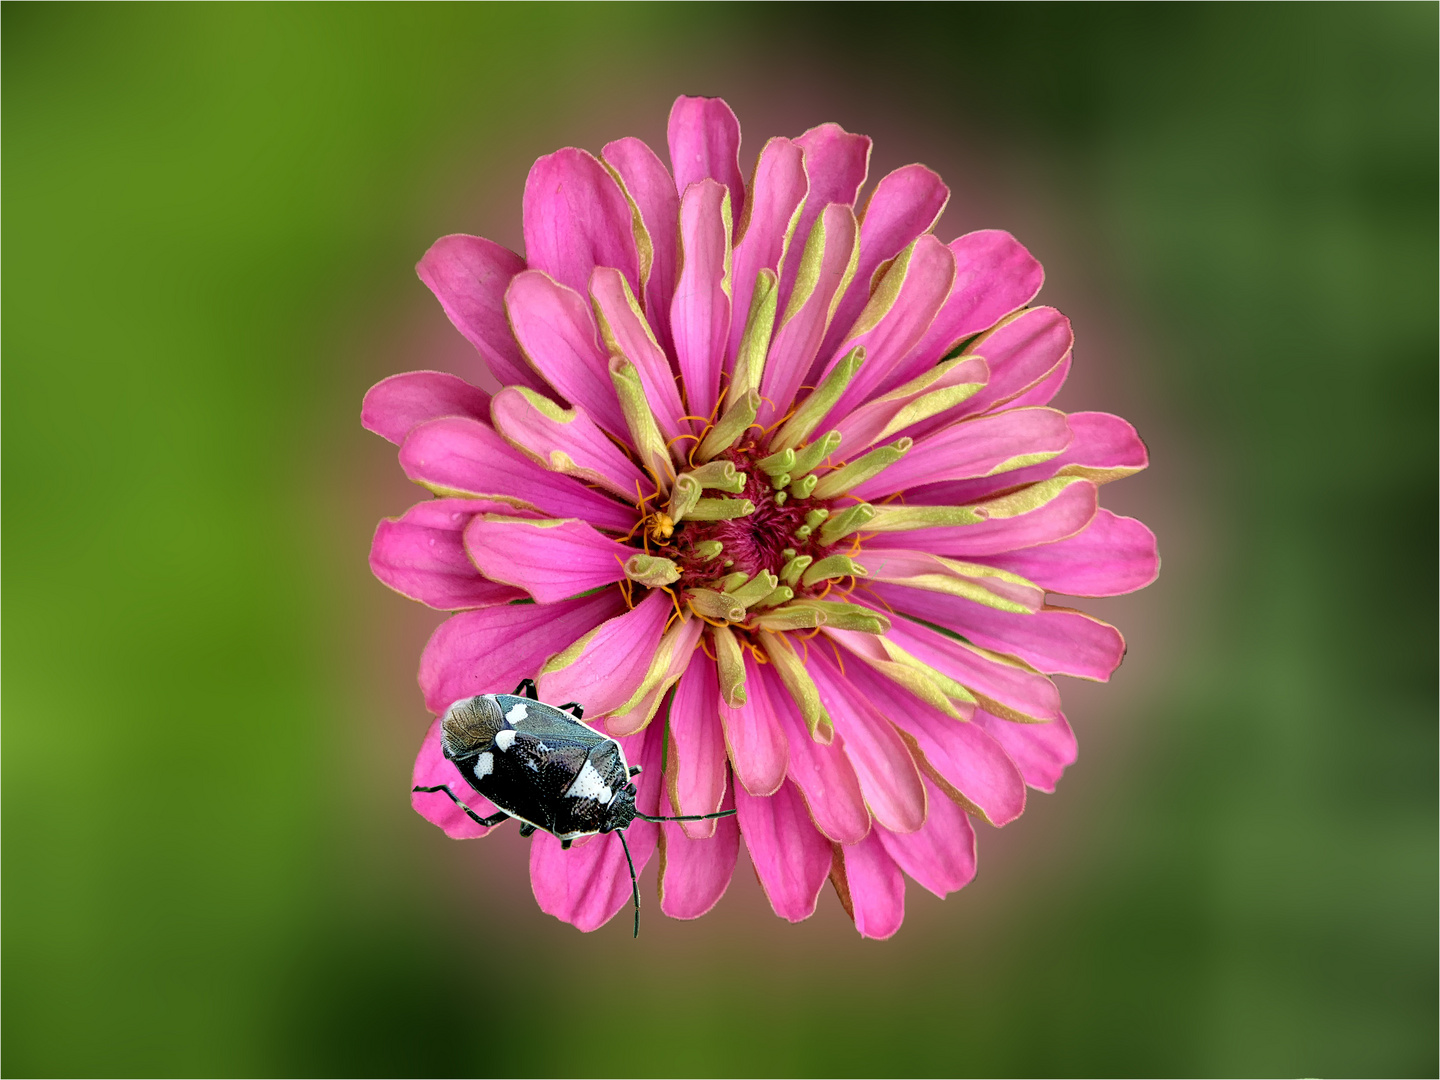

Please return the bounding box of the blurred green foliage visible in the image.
[3,4,1434,1077]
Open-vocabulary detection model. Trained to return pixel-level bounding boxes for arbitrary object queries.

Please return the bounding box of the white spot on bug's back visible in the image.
[474,752,494,778]
[566,760,612,804]
[494,729,517,751]
[505,702,528,723]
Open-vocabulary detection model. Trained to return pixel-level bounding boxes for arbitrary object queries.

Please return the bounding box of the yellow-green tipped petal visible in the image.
[684,460,746,493]
[779,554,813,587]
[787,473,818,500]
[817,502,876,545]
[749,604,823,632]
[864,504,984,532]
[695,389,761,463]
[693,539,724,561]
[753,585,794,609]
[771,346,865,451]
[800,554,867,588]
[687,588,745,623]
[730,268,778,404]
[726,570,779,608]
[711,623,748,707]
[811,438,913,500]
[686,497,755,521]
[756,447,796,476]
[666,474,703,523]
[609,355,673,489]
[788,599,890,634]
[760,633,833,743]
[624,553,681,588]
[788,431,843,479]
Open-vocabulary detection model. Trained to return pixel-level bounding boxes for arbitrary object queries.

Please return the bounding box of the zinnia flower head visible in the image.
[365,95,1157,938]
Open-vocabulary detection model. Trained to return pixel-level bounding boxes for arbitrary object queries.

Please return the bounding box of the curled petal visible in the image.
[411,717,504,839]
[536,591,673,718]
[418,590,626,715]
[728,137,808,367]
[668,95,745,227]
[735,778,832,922]
[658,781,739,920]
[362,371,491,446]
[523,147,640,297]
[667,652,729,839]
[491,386,648,501]
[589,267,689,444]
[875,773,977,898]
[463,516,634,603]
[832,831,906,940]
[869,477,1098,558]
[718,648,790,796]
[371,499,528,611]
[980,510,1160,597]
[971,710,1078,793]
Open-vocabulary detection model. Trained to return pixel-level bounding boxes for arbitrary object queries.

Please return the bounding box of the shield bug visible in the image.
[413,679,735,935]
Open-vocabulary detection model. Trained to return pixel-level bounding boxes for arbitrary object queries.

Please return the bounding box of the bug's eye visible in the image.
[625,783,637,795]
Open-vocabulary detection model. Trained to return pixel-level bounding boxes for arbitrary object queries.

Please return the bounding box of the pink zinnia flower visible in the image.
[365,95,1157,938]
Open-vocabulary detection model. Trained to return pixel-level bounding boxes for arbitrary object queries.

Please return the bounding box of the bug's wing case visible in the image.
[441,695,504,758]
[491,695,609,746]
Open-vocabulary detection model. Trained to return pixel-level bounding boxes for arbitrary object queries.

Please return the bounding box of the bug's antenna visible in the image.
[617,829,640,938]
[633,809,739,824]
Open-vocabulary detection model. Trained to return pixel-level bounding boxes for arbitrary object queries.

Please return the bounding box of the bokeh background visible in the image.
[5,4,1435,1076]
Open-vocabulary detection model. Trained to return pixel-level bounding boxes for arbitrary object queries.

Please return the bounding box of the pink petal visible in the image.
[814,164,950,372]
[849,407,1072,500]
[809,649,927,834]
[956,306,1073,419]
[830,356,990,456]
[770,659,871,845]
[836,831,906,940]
[529,724,661,931]
[868,478,1098,558]
[1006,351,1070,408]
[818,234,957,423]
[411,717,505,839]
[872,585,1127,682]
[879,230,1044,393]
[666,651,729,839]
[462,516,633,604]
[757,203,860,427]
[589,266,688,444]
[522,147,639,298]
[718,648,790,796]
[536,590,673,717]
[601,136,680,356]
[844,662,1026,827]
[860,548,1044,614]
[658,780,739,920]
[415,235,548,394]
[490,385,649,501]
[980,510,1159,597]
[603,616,704,738]
[877,613,1063,723]
[370,498,528,611]
[398,416,638,533]
[735,778,832,922]
[775,122,870,317]
[362,370,492,446]
[668,95,744,229]
[504,270,627,440]
[971,710,1077,794]
[728,137,808,367]
[875,773,977,898]
[670,179,733,425]
[418,590,626,715]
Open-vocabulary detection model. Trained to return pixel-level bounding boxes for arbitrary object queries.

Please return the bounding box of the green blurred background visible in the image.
[5,4,1435,1076]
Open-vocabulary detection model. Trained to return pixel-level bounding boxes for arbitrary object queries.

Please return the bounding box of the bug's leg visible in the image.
[558,702,584,719]
[513,678,540,700]
[617,829,640,939]
[560,838,573,850]
[412,786,510,828]
[517,822,537,838]
[628,765,642,777]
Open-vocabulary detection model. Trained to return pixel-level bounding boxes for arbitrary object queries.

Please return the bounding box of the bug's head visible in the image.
[598,782,641,833]
[439,695,504,761]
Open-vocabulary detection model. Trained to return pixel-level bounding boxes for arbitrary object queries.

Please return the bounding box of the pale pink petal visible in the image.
[416,235,548,394]
[530,724,661,931]
[418,590,626,715]
[876,613,1063,723]
[668,95,744,227]
[1006,352,1071,409]
[871,585,1127,682]
[735,778,832,922]
[818,235,957,423]
[589,267,688,443]
[728,137,808,366]
[601,136,680,355]
[491,385,649,500]
[603,616,703,738]
[522,147,639,297]
[398,416,638,533]
[504,270,627,440]
[718,648,789,797]
[362,371,492,445]
[370,499,528,611]
[848,407,1072,500]
[836,830,906,940]
[411,717,504,839]
[536,590,673,717]
[814,164,950,371]
[879,230,1044,392]
[830,356,990,456]
[667,651,729,839]
[770,660,871,844]
[980,510,1159,597]
[859,548,1044,614]
[875,774,977,898]
[462,516,633,604]
[867,478,1098,558]
[658,781,739,920]
[844,663,1026,827]
[809,649,927,834]
[757,203,860,427]
[775,122,870,316]
[670,179,732,425]
[955,306,1072,418]
[971,710,1077,794]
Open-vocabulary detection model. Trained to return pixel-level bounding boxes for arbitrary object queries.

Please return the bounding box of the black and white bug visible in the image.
[414,679,734,936]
